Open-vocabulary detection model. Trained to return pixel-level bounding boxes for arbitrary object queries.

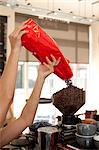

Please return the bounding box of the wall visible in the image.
[86,22,99,111]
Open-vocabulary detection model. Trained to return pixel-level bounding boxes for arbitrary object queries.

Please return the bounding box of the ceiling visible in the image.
[1,0,99,24]
[5,0,99,18]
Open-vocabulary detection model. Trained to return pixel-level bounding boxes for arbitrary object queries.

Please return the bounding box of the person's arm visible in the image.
[0,55,60,148]
[0,22,28,126]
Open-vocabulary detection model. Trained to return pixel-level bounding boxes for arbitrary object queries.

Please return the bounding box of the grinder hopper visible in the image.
[52,80,85,116]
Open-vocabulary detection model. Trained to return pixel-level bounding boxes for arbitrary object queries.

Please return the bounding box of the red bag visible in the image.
[21,18,73,80]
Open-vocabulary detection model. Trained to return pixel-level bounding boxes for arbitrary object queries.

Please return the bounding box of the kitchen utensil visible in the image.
[76,123,96,136]
[75,133,94,148]
[96,121,99,132]
[38,126,59,150]
[81,118,96,124]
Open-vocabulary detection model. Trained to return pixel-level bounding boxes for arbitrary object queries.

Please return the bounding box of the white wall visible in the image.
[86,22,99,112]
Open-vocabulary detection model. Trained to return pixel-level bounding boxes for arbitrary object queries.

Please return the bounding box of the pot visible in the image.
[76,123,96,136]
[37,126,59,150]
[75,133,94,148]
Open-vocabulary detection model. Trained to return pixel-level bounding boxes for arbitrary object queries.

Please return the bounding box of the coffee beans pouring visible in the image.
[52,80,85,115]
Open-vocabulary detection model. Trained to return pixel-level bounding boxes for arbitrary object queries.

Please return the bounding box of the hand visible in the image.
[38,55,61,79]
[9,21,28,53]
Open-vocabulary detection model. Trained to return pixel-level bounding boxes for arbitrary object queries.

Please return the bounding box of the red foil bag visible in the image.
[22,18,73,80]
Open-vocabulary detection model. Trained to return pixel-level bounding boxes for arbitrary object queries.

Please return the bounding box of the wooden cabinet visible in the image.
[0,16,7,76]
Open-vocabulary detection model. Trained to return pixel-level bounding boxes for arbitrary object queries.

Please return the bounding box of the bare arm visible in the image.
[0,51,20,126]
[0,22,28,126]
[0,75,44,147]
[0,55,60,148]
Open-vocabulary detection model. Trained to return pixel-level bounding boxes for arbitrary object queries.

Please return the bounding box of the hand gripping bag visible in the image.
[21,18,73,80]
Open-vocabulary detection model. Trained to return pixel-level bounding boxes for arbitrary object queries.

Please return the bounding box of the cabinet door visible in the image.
[0,16,7,76]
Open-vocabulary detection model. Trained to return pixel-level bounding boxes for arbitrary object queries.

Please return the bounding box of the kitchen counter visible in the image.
[2,142,97,150]
[1,144,39,150]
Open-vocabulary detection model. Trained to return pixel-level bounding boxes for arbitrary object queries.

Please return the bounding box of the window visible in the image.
[16,62,24,89]
[28,62,39,88]
[71,64,88,91]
